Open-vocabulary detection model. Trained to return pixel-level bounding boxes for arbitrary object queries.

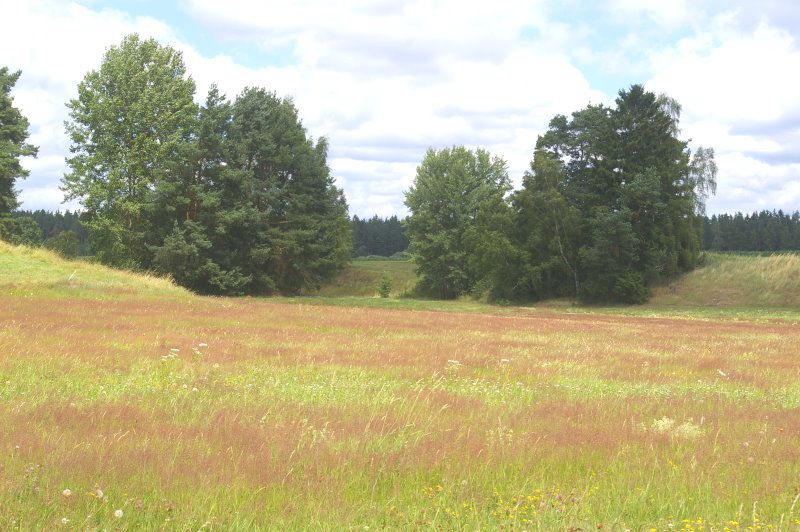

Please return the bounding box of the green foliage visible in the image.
[704,210,800,252]
[44,230,79,258]
[62,35,351,295]
[0,215,41,246]
[13,209,88,254]
[351,214,408,257]
[404,146,510,299]
[0,67,38,214]
[62,34,197,268]
[378,271,392,298]
[497,84,714,304]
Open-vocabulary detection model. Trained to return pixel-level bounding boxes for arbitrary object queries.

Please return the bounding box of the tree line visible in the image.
[6,34,791,303]
[405,86,718,303]
[704,210,800,252]
[351,215,408,257]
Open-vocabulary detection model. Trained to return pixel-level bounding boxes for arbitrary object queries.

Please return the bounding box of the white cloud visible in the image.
[648,15,800,214]
[3,0,799,218]
[3,0,604,216]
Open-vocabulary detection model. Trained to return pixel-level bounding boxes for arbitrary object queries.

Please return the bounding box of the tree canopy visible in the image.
[61,34,351,294]
[404,85,717,303]
[404,146,510,299]
[0,67,37,227]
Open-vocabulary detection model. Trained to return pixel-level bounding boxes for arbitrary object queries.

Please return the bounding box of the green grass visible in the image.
[650,252,800,308]
[0,240,188,300]
[310,257,417,297]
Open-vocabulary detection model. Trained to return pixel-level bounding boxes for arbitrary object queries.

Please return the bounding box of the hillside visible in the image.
[310,257,417,297]
[650,252,800,308]
[0,240,188,300]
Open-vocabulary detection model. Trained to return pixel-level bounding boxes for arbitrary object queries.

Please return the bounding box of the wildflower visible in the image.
[182,384,188,389]
[61,517,69,525]
[114,509,123,519]
[62,488,72,498]
[651,416,675,434]
[191,387,198,392]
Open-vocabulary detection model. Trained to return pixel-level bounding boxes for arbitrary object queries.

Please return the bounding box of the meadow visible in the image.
[2,242,800,529]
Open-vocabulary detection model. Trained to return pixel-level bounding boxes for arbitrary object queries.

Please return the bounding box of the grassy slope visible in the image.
[0,241,188,300]
[651,252,800,307]
[310,257,417,297]
[2,245,800,529]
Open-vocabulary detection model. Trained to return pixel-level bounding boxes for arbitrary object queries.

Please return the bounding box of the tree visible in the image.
[500,84,716,304]
[225,87,351,294]
[378,272,392,298]
[149,86,252,294]
[0,67,37,228]
[510,150,582,300]
[62,34,196,268]
[44,230,79,258]
[404,146,510,299]
[0,216,41,246]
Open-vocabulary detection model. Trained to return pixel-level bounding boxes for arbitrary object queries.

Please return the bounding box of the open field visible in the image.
[2,242,800,529]
[311,257,418,297]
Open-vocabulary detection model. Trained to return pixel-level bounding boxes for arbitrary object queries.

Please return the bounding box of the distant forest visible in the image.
[703,211,800,252]
[15,210,409,258]
[351,215,408,257]
[15,209,800,258]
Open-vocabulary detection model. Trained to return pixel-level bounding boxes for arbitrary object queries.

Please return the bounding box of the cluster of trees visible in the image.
[703,211,800,252]
[405,85,717,303]
[351,215,408,257]
[10,210,88,256]
[59,35,350,294]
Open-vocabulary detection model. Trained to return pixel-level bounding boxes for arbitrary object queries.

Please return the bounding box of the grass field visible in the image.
[310,257,418,297]
[2,242,800,529]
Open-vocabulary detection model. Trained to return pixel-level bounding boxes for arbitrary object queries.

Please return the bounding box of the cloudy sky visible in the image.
[3,0,800,217]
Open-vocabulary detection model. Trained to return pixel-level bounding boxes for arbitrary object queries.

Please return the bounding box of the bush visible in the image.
[44,231,79,258]
[0,216,42,246]
[378,272,392,298]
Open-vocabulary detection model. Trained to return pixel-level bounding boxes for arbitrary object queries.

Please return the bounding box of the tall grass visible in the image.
[651,252,800,307]
[0,240,187,300]
[2,243,800,528]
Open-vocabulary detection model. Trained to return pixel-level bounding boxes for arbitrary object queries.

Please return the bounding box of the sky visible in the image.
[2,0,800,218]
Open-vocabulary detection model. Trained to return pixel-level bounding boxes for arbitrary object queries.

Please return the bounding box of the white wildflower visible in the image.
[62,488,72,498]
[114,509,123,519]
[673,420,703,439]
[61,517,69,525]
[651,416,675,434]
